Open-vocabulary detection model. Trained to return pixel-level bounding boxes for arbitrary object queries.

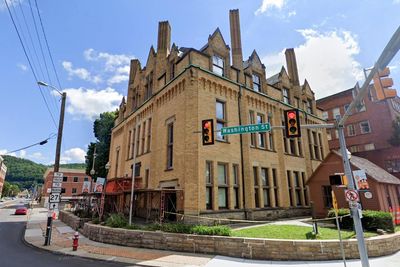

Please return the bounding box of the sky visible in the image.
[0,0,400,165]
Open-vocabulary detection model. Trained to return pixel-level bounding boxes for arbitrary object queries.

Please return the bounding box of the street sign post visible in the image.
[221,123,271,136]
[49,193,61,203]
[345,189,359,202]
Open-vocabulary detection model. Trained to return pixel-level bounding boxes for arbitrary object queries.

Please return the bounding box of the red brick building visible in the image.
[42,168,92,204]
[317,78,400,178]
[307,151,400,218]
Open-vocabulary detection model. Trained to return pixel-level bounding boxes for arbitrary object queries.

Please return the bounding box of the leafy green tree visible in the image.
[86,111,117,179]
[389,117,400,146]
[2,181,20,197]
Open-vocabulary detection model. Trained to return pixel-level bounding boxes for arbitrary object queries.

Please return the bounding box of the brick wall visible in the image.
[59,210,90,230]
[82,222,400,260]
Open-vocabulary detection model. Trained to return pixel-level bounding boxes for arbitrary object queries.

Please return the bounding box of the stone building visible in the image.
[106,10,328,222]
[0,156,7,198]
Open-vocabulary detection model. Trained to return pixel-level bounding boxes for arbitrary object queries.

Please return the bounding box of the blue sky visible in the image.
[1,0,400,165]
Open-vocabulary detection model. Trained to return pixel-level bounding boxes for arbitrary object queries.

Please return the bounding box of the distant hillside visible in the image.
[2,155,47,189]
[2,155,87,189]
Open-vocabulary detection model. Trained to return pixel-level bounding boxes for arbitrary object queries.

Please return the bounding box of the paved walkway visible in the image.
[24,208,400,267]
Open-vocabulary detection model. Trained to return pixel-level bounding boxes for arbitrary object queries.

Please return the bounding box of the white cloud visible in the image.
[60,148,86,163]
[288,10,296,17]
[108,75,129,85]
[17,63,27,71]
[19,150,27,158]
[263,29,364,99]
[62,61,102,84]
[255,0,286,15]
[84,48,132,71]
[60,87,123,120]
[0,0,21,11]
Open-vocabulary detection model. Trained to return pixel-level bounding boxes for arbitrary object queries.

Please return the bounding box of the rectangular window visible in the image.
[385,159,400,173]
[282,88,289,104]
[364,143,375,151]
[313,132,320,160]
[249,110,256,146]
[72,188,77,194]
[134,162,141,177]
[252,74,260,92]
[141,121,146,154]
[332,108,340,119]
[272,168,279,207]
[136,125,141,156]
[322,186,333,208]
[347,124,355,136]
[127,130,132,159]
[267,116,274,150]
[322,111,328,120]
[63,176,68,182]
[294,171,301,206]
[115,148,120,177]
[302,172,309,206]
[131,127,136,158]
[261,168,270,207]
[344,104,350,112]
[318,133,324,159]
[167,123,174,169]
[205,161,213,210]
[216,100,227,141]
[212,55,224,76]
[61,188,66,194]
[360,121,371,134]
[233,164,239,209]
[257,113,266,148]
[218,163,228,209]
[253,167,260,208]
[327,129,332,141]
[287,171,293,206]
[73,176,78,183]
[146,118,152,152]
[84,177,89,182]
[307,99,313,114]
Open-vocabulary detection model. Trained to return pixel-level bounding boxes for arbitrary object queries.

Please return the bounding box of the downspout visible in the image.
[237,85,247,216]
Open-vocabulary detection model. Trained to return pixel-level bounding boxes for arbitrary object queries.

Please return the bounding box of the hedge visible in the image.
[328,209,394,233]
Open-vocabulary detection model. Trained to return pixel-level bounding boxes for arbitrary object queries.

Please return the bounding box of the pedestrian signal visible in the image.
[284,109,301,138]
[202,119,214,145]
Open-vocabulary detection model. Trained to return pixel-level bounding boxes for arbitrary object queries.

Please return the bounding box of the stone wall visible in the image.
[82,222,400,260]
[59,211,91,230]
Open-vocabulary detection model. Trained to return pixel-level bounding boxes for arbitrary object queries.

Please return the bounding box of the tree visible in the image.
[2,181,20,197]
[85,111,117,179]
[389,116,400,146]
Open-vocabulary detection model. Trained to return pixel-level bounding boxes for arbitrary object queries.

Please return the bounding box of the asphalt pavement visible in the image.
[0,204,129,267]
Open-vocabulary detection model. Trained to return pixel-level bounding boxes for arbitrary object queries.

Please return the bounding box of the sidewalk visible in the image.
[24,208,400,267]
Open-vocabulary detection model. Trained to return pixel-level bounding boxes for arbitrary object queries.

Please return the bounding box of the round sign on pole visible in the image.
[364,191,372,199]
[345,189,359,202]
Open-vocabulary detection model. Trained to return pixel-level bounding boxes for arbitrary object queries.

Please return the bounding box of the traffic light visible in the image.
[372,67,396,101]
[284,109,301,138]
[329,174,348,187]
[202,119,214,145]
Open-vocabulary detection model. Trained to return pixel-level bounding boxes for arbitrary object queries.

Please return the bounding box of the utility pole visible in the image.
[42,86,66,246]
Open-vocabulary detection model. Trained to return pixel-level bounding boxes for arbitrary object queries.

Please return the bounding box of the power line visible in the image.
[34,0,63,91]
[4,0,58,129]
[2,133,57,155]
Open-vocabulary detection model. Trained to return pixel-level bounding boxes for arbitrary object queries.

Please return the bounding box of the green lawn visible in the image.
[396,226,400,232]
[232,225,377,240]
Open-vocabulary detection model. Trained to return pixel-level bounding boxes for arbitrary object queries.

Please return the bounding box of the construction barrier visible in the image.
[389,207,400,225]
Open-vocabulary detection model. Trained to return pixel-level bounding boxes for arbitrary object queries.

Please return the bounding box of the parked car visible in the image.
[15,206,28,215]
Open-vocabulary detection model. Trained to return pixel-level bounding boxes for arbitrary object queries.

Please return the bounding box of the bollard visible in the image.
[72,231,79,251]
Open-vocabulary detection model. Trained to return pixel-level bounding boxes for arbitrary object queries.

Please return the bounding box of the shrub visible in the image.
[105,213,128,228]
[124,224,141,230]
[328,209,394,233]
[191,225,231,236]
[305,231,317,240]
[92,218,100,224]
[161,223,192,234]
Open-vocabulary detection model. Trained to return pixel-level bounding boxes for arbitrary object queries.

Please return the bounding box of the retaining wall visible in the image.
[81,222,400,260]
[59,210,90,230]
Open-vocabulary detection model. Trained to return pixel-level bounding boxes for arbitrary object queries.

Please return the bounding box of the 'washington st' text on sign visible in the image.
[221,123,271,136]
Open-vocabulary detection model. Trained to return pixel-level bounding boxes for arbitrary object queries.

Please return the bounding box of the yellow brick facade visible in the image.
[107,10,328,219]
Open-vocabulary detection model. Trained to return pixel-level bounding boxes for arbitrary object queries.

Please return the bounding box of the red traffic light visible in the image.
[284,109,301,138]
[202,119,214,145]
[288,111,296,119]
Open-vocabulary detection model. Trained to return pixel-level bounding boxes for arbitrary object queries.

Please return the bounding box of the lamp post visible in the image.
[99,161,110,221]
[38,81,66,246]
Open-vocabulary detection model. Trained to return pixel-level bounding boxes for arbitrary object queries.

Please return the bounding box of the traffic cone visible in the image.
[396,207,400,225]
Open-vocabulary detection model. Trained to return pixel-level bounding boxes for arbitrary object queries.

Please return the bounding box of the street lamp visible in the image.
[38,81,67,246]
[90,145,97,177]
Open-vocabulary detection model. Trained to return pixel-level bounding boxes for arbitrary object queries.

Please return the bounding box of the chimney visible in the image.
[157,21,171,55]
[285,48,300,86]
[229,9,244,72]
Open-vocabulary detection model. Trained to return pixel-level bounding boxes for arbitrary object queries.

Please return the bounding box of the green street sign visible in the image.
[221,123,271,136]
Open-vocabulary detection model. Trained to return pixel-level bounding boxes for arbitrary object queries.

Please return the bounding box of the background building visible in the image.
[307,151,400,218]
[317,70,400,178]
[106,10,329,222]
[0,156,7,198]
[42,168,92,206]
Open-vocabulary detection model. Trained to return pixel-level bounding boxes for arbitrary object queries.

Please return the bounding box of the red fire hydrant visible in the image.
[72,231,79,251]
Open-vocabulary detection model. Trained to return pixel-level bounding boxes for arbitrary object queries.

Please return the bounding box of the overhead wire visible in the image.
[2,133,57,155]
[4,0,58,129]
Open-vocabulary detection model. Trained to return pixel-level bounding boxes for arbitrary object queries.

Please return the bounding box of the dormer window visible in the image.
[252,74,260,92]
[306,99,313,114]
[212,55,224,76]
[282,88,290,104]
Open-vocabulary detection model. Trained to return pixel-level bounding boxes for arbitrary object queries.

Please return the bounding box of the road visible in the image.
[0,203,130,267]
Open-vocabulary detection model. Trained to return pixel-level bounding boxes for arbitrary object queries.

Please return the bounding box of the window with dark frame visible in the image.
[322,186,333,208]
[217,163,228,209]
[282,88,289,104]
[294,171,301,206]
[72,188,77,194]
[233,164,239,209]
[272,168,279,207]
[73,176,78,183]
[307,99,313,114]
[249,110,256,146]
[147,118,152,152]
[136,125,141,156]
[205,161,213,210]
[347,124,355,136]
[127,130,132,159]
[360,121,371,134]
[61,188,66,194]
[131,128,136,158]
[261,168,270,207]
[216,100,227,141]
[253,167,260,208]
[141,121,146,154]
[62,176,68,182]
[115,148,120,178]
[302,172,309,206]
[167,123,174,169]
[252,73,261,92]
[287,170,293,206]
[257,113,266,148]
[212,55,224,76]
[267,116,274,151]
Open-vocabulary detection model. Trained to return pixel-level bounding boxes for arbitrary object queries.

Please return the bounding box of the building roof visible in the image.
[266,73,280,85]
[332,151,400,185]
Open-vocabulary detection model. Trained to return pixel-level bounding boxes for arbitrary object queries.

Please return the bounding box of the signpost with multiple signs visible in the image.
[49,172,63,209]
